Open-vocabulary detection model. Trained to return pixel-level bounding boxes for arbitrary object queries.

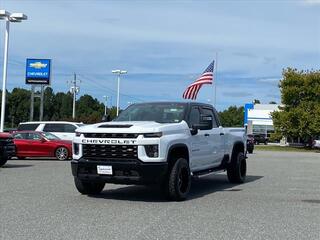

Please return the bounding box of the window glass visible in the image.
[115,103,186,123]
[28,133,41,140]
[189,107,201,127]
[13,133,27,139]
[43,124,64,132]
[17,124,40,131]
[202,108,218,128]
[64,124,77,133]
[42,132,60,140]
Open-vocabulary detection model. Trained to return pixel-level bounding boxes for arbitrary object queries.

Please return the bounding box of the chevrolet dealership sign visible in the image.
[26,59,51,84]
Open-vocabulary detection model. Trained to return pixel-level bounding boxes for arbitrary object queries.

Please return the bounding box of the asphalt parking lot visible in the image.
[1,151,319,240]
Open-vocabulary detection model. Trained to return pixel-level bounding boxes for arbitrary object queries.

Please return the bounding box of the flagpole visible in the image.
[214,52,218,107]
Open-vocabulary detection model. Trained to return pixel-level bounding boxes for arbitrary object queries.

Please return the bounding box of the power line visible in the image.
[78,74,144,102]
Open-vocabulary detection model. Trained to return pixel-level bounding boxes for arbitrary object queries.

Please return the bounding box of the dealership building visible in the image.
[244,103,280,136]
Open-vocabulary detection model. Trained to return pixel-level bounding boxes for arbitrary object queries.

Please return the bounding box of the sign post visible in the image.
[25,59,51,121]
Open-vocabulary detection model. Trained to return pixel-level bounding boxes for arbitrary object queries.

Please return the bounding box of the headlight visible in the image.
[144,145,159,158]
[143,132,162,138]
[73,143,79,155]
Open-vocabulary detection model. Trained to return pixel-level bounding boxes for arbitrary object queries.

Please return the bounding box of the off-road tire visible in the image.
[227,151,246,183]
[0,156,8,167]
[166,158,191,201]
[74,177,105,195]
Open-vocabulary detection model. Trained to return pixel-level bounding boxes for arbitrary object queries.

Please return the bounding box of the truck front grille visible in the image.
[82,144,138,160]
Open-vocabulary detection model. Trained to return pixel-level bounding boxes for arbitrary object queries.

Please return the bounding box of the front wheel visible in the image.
[55,147,69,161]
[0,156,8,167]
[74,177,105,195]
[165,158,191,201]
[227,151,246,183]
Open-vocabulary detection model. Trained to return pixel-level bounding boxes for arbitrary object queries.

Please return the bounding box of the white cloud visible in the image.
[303,0,320,5]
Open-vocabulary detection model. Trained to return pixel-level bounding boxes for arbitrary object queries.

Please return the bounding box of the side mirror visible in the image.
[190,127,198,135]
[40,138,46,143]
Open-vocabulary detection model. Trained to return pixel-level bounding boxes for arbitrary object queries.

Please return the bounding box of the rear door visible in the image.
[200,107,225,165]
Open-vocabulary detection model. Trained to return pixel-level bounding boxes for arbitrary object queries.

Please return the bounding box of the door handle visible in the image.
[220,132,224,136]
[204,133,210,137]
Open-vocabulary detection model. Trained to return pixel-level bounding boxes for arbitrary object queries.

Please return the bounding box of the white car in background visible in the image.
[17,121,84,141]
[312,139,320,149]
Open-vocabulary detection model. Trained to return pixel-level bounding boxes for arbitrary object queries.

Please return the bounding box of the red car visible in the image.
[12,131,72,161]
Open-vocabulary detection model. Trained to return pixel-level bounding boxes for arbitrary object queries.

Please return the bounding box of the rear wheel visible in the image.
[164,158,191,201]
[74,177,105,195]
[55,147,69,161]
[227,151,246,183]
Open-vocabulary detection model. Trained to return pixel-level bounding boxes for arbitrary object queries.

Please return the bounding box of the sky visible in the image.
[0,0,319,111]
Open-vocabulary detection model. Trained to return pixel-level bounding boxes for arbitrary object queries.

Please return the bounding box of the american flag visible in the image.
[182,60,214,100]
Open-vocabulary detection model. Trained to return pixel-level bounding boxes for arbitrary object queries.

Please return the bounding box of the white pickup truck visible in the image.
[71,102,247,201]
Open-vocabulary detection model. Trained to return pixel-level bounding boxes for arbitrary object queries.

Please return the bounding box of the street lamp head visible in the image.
[112,69,127,74]
[10,13,27,21]
[0,10,10,19]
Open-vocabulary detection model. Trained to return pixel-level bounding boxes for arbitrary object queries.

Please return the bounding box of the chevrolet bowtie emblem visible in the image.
[30,62,47,69]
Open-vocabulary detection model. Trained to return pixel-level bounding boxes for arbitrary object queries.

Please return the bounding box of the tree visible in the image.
[271,68,320,143]
[253,99,260,104]
[269,101,277,104]
[219,106,244,127]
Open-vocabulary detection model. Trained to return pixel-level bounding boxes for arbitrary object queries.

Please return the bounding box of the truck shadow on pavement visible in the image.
[89,174,263,202]
[2,163,34,168]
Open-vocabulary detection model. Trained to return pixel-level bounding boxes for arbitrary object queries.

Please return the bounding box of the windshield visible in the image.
[42,132,60,140]
[115,103,186,123]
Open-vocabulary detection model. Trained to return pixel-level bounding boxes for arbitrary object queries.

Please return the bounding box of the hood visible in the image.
[77,121,189,134]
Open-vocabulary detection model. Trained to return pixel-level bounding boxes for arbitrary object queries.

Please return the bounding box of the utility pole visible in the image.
[68,73,80,120]
[103,95,109,115]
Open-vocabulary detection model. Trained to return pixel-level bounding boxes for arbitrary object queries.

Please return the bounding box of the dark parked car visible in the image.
[0,132,16,167]
[247,134,254,154]
[254,134,268,145]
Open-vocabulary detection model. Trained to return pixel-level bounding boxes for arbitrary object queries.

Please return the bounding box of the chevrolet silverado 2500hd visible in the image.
[71,102,247,201]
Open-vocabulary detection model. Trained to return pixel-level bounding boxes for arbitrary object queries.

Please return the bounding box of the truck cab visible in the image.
[71,102,247,200]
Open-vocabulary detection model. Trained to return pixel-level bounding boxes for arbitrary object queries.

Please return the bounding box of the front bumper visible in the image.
[71,158,168,185]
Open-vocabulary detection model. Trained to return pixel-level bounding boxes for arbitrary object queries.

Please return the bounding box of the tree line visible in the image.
[0,87,117,129]
[272,68,320,144]
[0,87,246,129]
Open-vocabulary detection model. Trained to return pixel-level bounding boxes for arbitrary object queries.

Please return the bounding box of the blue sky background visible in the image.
[0,0,319,110]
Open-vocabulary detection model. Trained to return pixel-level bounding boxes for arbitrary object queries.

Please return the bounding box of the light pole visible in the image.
[111,69,127,116]
[0,10,27,132]
[103,95,109,115]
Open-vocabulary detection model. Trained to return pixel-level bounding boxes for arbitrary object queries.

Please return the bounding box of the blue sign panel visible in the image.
[244,103,254,125]
[26,59,51,84]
